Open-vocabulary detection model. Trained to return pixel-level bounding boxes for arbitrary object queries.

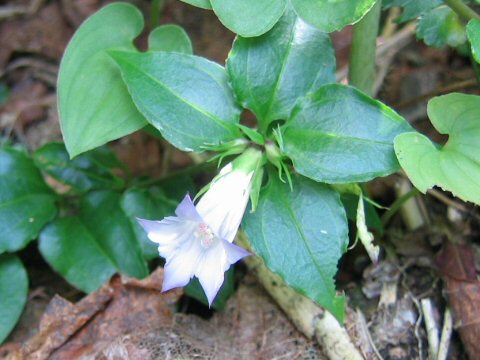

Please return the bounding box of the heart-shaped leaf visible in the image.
[394,93,480,205]
[58,3,147,158]
[210,0,287,37]
[227,6,336,132]
[148,24,193,54]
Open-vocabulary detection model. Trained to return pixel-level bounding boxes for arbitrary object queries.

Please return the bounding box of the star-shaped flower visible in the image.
[138,153,261,305]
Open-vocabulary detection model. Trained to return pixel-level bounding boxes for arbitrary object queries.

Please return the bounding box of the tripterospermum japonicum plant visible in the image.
[53,1,417,321]
[0,0,473,339]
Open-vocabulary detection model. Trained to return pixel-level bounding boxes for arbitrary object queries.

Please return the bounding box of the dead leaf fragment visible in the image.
[0,268,181,360]
[436,242,480,360]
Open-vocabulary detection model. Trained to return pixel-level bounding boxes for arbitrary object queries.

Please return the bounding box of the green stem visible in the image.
[444,0,480,21]
[150,0,165,29]
[349,0,382,95]
[381,187,419,227]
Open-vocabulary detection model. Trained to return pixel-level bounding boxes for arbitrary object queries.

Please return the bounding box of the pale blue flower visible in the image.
[138,161,255,305]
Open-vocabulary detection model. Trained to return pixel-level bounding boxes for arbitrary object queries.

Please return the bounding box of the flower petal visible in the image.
[196,167,253,242]
[195,244,228,306]
[163,235,204,292]
[175,194,203,222]
[137,217,195,260]
[222,240,251,264]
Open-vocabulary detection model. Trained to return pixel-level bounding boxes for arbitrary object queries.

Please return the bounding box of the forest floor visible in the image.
[0,0,479,359]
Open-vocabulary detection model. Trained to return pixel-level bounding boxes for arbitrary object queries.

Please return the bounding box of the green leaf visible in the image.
[33,142,125,193]
[383,0,442,22]
[148,24,193,54]
[109,51,241,151]
[0,147,57,253]
[227,6,336,132]
[79,190,148,278]
[291,0,376,33]
[243,174,348,321]
[121,188,177,260]
[39,217,116,293]
[58,3,147,158]
[210,0,287,37]
[467,19,480,63]
[0,254,28,344]
[282,84,412,183]
[417,6,466,48]
[236,125,265,145]
[185,267,235,310]
[180,0,212,10]
[394,93,480,205]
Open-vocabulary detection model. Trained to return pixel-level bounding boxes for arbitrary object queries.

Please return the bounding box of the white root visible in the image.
[238,233,364,360]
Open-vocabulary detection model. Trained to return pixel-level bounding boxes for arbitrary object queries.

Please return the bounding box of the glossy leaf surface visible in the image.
[291,0,376,32]
[33,143,125,193]
[0,147,56,252]
[243,174,348,321]
[417,6,466,48]
[79,190,148,278]
[227,7,336,132]
[282,84,412,183]
[39,217,116,292]
[110,51,241,151]
[0,254,28,343]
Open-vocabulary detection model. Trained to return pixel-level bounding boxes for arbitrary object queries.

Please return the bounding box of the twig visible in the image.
[421,298,440,360]
[427,188,480,222]
[237,233,364,360]
[410,294,426,360]
[395,79,479,110]
[437,308,453,360]
[355,309,384,360]
[381,7,401,38]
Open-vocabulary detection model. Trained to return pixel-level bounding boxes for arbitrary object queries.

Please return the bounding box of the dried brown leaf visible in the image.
[436,242,480,360]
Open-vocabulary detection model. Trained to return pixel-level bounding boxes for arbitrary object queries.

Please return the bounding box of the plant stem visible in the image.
[444,0,480,21]
[150,0,165,29]
[349,0,382,96]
